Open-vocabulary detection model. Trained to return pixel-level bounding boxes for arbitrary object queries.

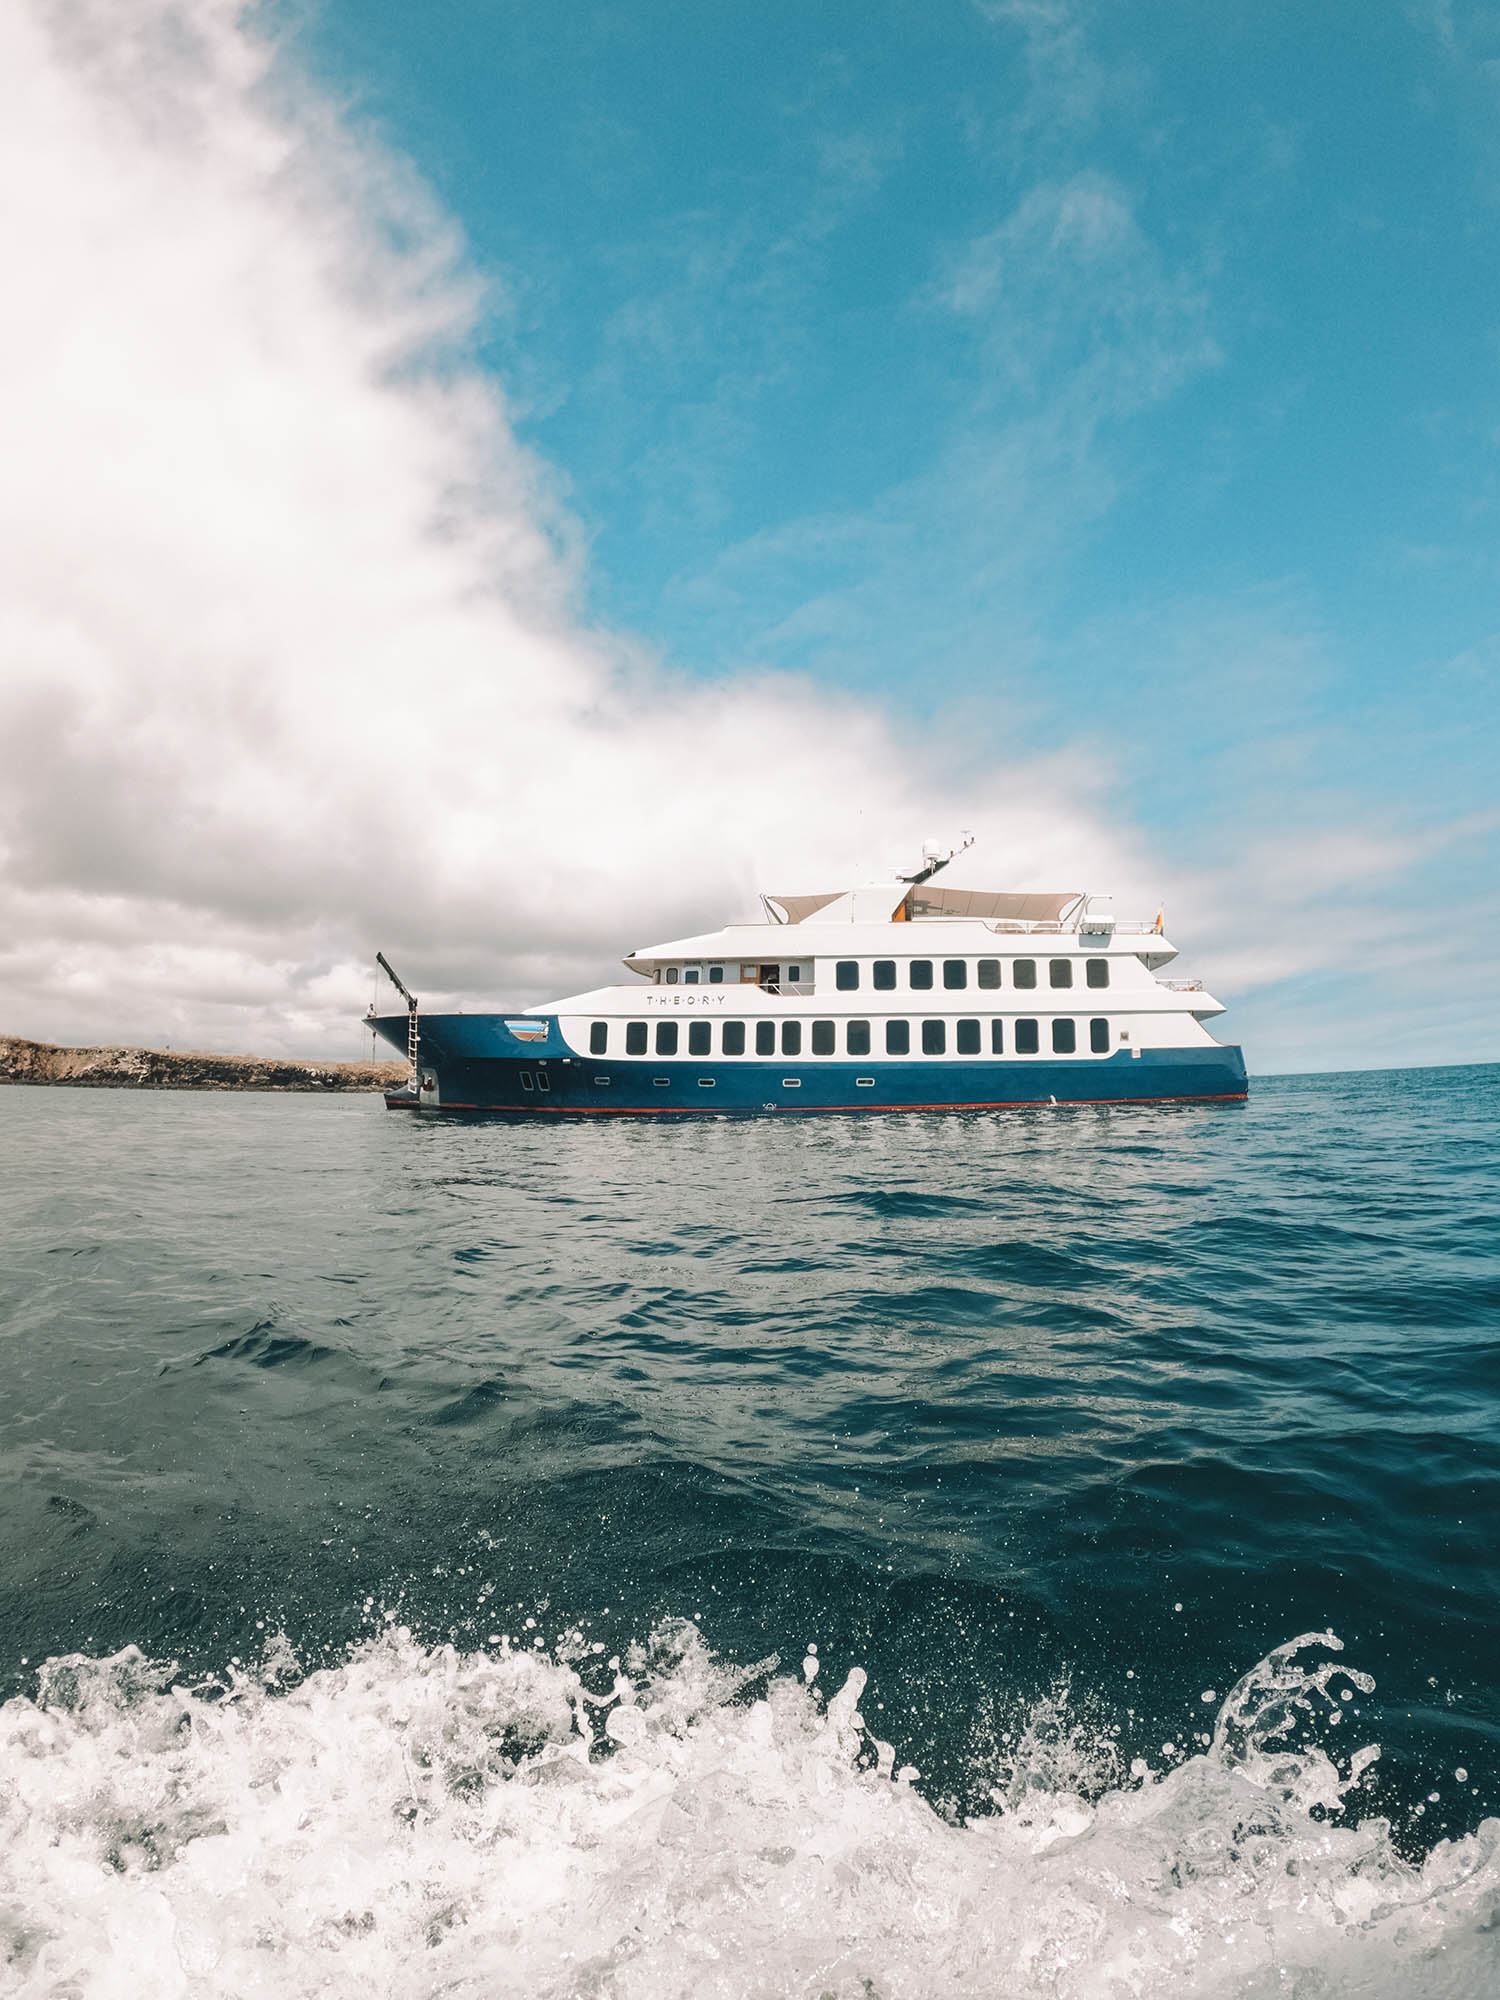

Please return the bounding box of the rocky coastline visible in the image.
[0,1034,409,1093]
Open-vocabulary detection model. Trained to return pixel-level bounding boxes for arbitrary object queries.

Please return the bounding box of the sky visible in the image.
[1,0,1497,1072]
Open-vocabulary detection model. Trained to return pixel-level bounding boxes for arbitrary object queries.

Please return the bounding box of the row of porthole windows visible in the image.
[592,1018,1114,1057]
[834,957,1109,991]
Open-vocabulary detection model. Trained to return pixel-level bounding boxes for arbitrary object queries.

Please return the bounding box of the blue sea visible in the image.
[2,1066,1498,1997]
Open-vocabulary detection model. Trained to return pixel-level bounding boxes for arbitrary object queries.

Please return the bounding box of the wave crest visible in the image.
[2,1623,1497,1997]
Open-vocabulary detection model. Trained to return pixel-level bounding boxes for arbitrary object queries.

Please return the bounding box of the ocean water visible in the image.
[2,1065,1499,1998]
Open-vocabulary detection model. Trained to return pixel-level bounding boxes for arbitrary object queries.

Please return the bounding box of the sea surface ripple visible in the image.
[2,1066,1498,1996]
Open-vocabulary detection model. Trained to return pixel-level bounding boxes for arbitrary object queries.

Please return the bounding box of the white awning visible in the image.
[762,890,845,924]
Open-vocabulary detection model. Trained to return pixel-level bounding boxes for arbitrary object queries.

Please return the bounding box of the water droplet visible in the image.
[1455,1768,1468,1783]
[1200,1689,1216,1703]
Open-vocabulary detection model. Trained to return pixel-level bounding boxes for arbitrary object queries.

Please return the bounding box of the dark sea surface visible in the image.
[2,1065,1499,1997]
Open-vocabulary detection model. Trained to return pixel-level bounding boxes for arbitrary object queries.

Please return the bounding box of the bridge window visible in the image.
[1090,1017,1109,1053]
[909,960,934,990]
[811,1020,836,1055]
[708,965,725,984]
[782,1021,802,1056]
[990,1019,1004,1053]
[922,1020,946,1055]
[977,959,1001,989]
[683,967,701,985]
[625,1022,647,1056]
[943,960,967,990]
[589,1022,608,1055]
[655,1022,679,1055]
[1013,960,1037,990]
[1052,1018,1076,1053]
[1049,959,1073,989]
[688,1021,711,1055]
[1015,1019,1039,1054]
[722,1021,746,1055]
[755,1022,775,1055]
[886,1019,910,1055]
[786,964,804,984]
[665,967,679,985]
[835,961,859,991]
[1086,959,1110,989]
[846,1020,871,1056]
[873,960,896,990]
[956,1019,981,1055]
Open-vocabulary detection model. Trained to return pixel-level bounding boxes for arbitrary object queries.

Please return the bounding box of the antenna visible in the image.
[899,829,975,887]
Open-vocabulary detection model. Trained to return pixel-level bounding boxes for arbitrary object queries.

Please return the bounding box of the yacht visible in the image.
[368,844,1246,1115]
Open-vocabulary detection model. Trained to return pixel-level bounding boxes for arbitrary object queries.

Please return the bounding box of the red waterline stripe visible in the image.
[415,1091,1248,1115]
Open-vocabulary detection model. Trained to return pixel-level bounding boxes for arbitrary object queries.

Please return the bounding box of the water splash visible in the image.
[1,1624,1497,1997]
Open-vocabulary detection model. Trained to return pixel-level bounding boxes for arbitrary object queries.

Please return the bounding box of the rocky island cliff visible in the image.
[1,1034,408,1093]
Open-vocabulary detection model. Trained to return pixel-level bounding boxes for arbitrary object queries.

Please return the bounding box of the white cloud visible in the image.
[0,0,1154,1057]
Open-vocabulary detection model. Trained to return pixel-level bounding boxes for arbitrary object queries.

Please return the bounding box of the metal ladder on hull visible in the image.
[376,952,419,1079]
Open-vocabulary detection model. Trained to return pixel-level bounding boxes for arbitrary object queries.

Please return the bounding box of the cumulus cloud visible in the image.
[0,0,1160,1056]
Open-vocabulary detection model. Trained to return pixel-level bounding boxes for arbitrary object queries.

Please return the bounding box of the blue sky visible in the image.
[275,0,1499,1061]
[1,0,1495,1068]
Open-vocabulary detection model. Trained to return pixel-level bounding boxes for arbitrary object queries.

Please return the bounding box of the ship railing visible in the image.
[1161,978,1204,991]
[982,918,1160,935]
[760,979,817,996]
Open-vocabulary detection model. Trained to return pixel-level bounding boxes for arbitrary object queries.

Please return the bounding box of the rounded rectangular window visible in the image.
[846,1020,871,1056]
[909,960,934,990]
[665,967,679,985]
[520,1071,535,1091]
[709,965,725,984]
[625,1022,647,1056]
[1015,1018,1039,1054]
[688,1021,711,1055]
[786,965,803,984]
[1089,1017,1109,1053]
[1052,1018,1076,1054]
[655,1021,679,1055]
[873,960,897,990]
[811,1020,835,1055]
[990,1019,1004,1054]
[886,1019,910,1055]
[1086,958,1109,989]
[956,1019,981,1055]
[1013,959,1037,990]
[755,1021,775,1056]
[977,959,1001,990]
[684,967,701,985]
[1049,959,1073,989]
[921,1019,946,1055]
[835,961,859,991]
[781,1021,802,1056]
[722,1021,746,1056]
[589,1022,608,1055]
[942,960,968,990]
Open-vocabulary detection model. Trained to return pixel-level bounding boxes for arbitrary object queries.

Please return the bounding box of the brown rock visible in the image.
[0,1035,409,1093]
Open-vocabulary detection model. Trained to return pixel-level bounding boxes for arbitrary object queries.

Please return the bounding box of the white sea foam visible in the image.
[1,1623,1497,1998]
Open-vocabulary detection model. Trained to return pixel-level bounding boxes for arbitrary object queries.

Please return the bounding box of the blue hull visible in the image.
[371,1014,1248,1115]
